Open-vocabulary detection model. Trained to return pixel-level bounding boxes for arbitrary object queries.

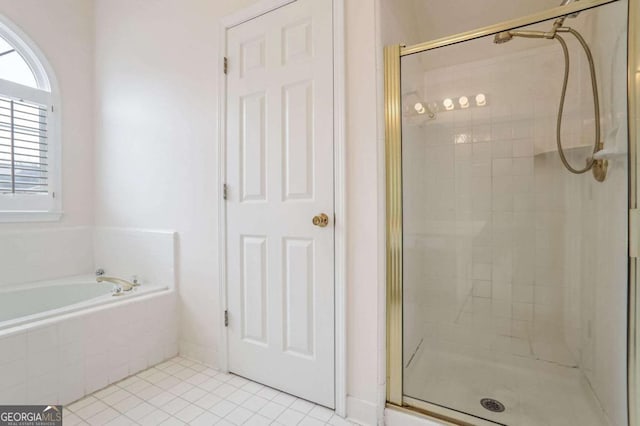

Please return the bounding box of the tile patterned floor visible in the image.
[64,356,354,426]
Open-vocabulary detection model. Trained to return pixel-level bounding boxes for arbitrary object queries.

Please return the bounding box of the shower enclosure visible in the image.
[385,0,640,424]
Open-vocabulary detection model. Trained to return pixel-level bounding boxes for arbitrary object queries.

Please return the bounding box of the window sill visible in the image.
[0,210,63,223]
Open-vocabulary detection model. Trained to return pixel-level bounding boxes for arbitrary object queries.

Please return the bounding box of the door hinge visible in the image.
[631,209,639,258]
[223,57,228,74]
[223,183,228,200]
[224,310,229,327]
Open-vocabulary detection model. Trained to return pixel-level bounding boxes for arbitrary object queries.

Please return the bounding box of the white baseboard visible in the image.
[385,406,448,426]
[346,396,379,425]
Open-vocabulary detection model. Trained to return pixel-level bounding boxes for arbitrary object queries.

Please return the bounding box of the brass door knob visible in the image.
[312,213,329,228]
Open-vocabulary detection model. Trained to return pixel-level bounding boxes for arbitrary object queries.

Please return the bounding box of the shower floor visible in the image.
[404,346,610,426]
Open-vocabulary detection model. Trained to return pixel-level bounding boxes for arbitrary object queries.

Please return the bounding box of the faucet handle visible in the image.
[131,275,140,286]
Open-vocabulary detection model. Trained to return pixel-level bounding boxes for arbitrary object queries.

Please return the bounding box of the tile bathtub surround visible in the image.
[0,291,178,406]
[93,228,177,289]
[0,227,177,290]
[0,227,94,287]
[64,356,353,426]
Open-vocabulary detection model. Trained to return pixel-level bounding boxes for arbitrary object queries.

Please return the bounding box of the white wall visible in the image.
[94,0,257,366]
[345,1,384,423]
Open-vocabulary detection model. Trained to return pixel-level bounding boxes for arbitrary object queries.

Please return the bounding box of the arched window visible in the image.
[0,18,60,221]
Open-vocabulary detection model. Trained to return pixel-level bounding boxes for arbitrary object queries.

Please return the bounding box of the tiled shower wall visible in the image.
[403,41,587,366]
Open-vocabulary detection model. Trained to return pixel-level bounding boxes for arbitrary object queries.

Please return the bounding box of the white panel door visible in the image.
[225,0,334,408]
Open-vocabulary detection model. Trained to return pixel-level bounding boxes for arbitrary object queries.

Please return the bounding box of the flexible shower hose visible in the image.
[553,28,601,174]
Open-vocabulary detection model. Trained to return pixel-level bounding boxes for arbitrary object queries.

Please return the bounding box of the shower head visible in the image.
[493,30,549,44]
[493,32,513,44]
[494,0,580,44]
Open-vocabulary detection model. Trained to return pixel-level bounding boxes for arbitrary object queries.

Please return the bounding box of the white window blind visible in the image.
[0,95,49,195]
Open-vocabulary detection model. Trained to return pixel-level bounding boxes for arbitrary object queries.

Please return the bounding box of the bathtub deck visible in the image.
[64,356,351,426]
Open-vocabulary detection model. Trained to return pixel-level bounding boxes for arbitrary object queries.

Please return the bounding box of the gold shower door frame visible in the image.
[384,0,640,423]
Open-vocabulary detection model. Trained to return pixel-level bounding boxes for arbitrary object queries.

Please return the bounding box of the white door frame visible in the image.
[216,0,347,416]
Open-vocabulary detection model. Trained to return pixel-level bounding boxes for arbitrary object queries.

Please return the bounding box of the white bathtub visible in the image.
[0,275,165,330]
[0,275,177,405]
[0,283,111,324]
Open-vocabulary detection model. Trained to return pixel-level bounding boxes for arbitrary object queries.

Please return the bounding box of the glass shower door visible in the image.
[399,2,629,425]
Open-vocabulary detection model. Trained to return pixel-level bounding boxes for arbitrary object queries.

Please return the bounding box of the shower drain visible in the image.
[480,398,505,413]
